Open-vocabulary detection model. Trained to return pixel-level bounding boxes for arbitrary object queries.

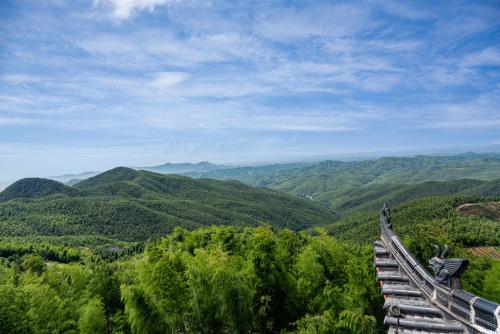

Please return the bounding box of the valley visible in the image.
[1,153,499,334]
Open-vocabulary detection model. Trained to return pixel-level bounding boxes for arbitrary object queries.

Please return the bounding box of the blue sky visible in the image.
[0,0,499,180]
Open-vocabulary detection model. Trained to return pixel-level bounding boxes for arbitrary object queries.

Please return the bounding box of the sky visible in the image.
[0,0,499,180]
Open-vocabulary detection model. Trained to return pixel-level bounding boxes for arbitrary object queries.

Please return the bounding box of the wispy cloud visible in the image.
[76,30,279,69]
[0,117,36,126]
[140,99,384,132]
[374,0,435,20]
[462,47,500,67]
[254,3,370,41]
[409,93,500,129]
[1,74,43,85]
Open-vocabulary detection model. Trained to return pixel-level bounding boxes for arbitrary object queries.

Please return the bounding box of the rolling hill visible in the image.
[0,168,337,241]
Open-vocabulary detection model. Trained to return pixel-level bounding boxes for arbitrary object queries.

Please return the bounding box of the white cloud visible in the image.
[151,71,189,89]
[96,0,180,19]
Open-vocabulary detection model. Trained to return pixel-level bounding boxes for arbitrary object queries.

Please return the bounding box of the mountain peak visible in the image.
[75,167,138,188]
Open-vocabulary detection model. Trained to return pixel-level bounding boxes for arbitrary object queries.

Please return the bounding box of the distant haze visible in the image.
[1,150,500,191]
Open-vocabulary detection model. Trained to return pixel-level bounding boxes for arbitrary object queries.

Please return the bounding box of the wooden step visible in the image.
[374,246,390,256]
[382,283,422,298]
[374,258,398,268]
[383,299,442,317]
[377,271,409,283]
[384,315,464,332]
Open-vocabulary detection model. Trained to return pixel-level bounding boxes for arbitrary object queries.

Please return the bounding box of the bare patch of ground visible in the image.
[457,201,500,221]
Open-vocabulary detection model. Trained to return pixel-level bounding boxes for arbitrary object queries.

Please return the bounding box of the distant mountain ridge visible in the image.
[49,171,100,184]
[136,161,227,174]
[47,162,228,185]
[184,153,500,208]
[45,153,500,193]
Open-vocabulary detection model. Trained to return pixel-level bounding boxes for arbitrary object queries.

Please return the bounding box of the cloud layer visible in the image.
[0,0,499,179]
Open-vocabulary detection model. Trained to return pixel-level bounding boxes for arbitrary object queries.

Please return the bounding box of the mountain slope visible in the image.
[0,168,337,241]
[186,162,318,187]
[318,178,500,213]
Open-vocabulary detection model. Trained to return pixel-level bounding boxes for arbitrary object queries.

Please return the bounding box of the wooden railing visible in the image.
[379,206,500,333]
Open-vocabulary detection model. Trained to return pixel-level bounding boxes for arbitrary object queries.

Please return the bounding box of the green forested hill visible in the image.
[0,168,337,241]
[186,153,500,204]
[0,177,80,201]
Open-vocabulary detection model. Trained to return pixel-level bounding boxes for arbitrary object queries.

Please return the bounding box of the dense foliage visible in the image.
[323,195,500,247]
[0,226,385,334]
[0,235,143,261]
[0,168,336,241]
